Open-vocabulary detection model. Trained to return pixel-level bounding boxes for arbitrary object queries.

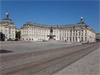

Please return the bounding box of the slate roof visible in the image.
[22,22,89,29]
[0,17,15,25]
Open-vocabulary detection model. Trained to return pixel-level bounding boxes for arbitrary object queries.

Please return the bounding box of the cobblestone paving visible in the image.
[0,42,99,74]
[54,47,100,75]
[0,41,81,56]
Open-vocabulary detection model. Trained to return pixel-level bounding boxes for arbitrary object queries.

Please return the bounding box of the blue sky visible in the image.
[0,1,99,33]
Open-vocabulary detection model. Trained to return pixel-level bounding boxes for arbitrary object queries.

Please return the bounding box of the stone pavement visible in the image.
[54,47,100,75]
[0,41,81,56]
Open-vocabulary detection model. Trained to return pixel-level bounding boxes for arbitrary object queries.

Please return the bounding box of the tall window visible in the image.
[67,37,68,40]
[73,32,75,36]
[9,29,11,34]
[85,30,87,32]
[76,37,77,41]
[70,37,71,41]
[82,32,83,36]
[76,30,77,36]
[73,37,74,41]
[85,33,87,36]
[79,32,80,36]
[70,32,71,36]
[81,37,83,41]
[76,33,77,36]
[85,37,87,41]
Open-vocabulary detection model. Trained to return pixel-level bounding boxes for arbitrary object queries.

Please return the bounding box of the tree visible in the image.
[0,32,5,41]
[16,31,21,40]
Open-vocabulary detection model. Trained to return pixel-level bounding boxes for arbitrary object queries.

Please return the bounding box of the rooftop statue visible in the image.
[6,12,9,18]
[81,17,83,22]
[78,17,85,24]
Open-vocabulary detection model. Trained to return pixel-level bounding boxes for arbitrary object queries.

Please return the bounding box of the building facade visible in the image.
[0,12,16,41]
[21,17,96,43]
[96,33,100,42]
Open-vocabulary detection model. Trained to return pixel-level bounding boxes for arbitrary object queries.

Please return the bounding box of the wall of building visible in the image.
[0,24,16,41]
[21,25,96,43]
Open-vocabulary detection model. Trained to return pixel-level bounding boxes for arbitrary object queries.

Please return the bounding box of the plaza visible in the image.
[0,41,99,75]
[0,41,81,56]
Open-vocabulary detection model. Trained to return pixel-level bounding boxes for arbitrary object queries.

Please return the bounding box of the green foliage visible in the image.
[16,31,21,40]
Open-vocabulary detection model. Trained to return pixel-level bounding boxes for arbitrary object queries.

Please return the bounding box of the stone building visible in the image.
[21,17,96,43]
[96,33,100,42]
[0,12,16,41]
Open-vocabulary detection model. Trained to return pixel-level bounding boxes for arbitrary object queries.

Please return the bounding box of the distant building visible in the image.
[21,17,96,43]
[0,12,16,41]
[96,33,100,42]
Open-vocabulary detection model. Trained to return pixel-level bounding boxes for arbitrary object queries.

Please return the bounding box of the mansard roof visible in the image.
[22,22,89,29]
[22,17,88,28]
[21,21,95,33]
[21,17,95,33]
[0,18,14,25]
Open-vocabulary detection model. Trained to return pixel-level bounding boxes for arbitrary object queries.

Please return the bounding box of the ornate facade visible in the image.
[21,17,96,43]
[0,12,16,41]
